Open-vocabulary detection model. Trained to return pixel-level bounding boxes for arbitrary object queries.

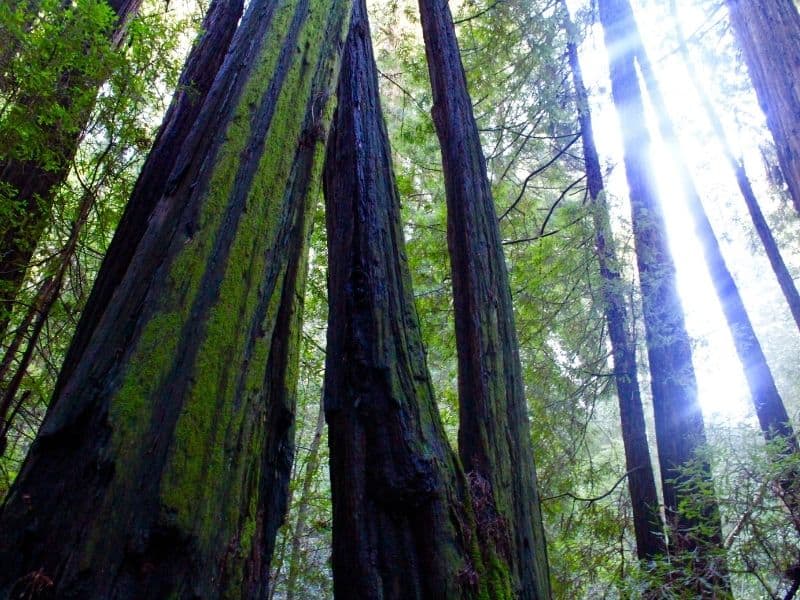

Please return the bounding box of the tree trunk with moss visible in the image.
[323,2,505,597]
[597,0,729,594]
[0,0,142,337]
[415,1,551,598]
[0,0,350,596]
[55,0,244,398]
[726,0,800,214]
[562,0,666,563]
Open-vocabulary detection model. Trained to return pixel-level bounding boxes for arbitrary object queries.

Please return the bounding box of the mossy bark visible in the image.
[323,1,505,597]
[0,0,350,597]
[726,0,800,215]
[561,0,666,563]
[415,0,551,597]
[55,0,244,399]
[0,0,143,338]
[597,0,729,594]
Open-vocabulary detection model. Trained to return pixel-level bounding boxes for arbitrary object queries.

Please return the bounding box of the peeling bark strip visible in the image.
[597,0,728,593]
[560,0,666,563]
[56,0,244,399]
[323,1,499,597]
[726,0,800,214]
[0,0,144,337]
[416,0,551,597]
[0,0,350,597]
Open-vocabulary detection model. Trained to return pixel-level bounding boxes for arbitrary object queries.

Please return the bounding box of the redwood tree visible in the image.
[416,0,552,597]
[323,2,508,596]
[0,0,350,596]
[562,0,665,563]
[726,0,800,214]
[597,0,728,592]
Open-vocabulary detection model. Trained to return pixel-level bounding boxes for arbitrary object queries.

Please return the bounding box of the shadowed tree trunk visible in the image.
[561,0,666,563]
[597,0,729,594]
[670,0,800,334]
[726,0,800,214]
[323,1,505,596]
[0,0,351,596]
[416,0,551,597]
[0,0,143,338]
[55,0,244,399]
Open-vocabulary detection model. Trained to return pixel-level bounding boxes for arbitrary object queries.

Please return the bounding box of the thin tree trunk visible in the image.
[0,0,350,596]
[561,0,665,563]
[324,1,500,596]
[416,0,551,597]
[725,0,800,214]
[0,0,143,339]
[55,0,244,399]
[669,0,800,333]
[285,401,324,600]
[596,0,729,594]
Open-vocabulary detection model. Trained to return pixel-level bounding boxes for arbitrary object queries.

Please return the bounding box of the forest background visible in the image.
[0,0,798,597]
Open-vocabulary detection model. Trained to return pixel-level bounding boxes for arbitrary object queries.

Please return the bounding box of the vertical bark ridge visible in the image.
[324,1,499,597]
[416,0,552,597]
[0,0,351,597]
[561,0,666,563]
[597,0,729,594]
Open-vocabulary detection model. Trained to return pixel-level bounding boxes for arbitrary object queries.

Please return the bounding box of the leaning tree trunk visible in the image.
[55,0,244,399]
[597,0,729,594]
[323,1,505,596]
[0,0,350,597]
[0,0,142,338]
[634,5,800,528]
[726,0,800,214]
[561,0,666,563]
[670,0,800,334]
[416,0,551,598]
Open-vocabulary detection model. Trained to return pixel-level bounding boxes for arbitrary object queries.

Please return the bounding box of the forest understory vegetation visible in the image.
[0,0,798,598]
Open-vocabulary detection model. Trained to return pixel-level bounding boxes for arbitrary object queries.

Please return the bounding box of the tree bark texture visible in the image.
[597,0,728,592]
[55,0,244,399]
[0,0,144,338]
[562,0,666,563]
[416,0,551,597]
[323,2,507,596]
[0,0,350,597]
[726,0,800,214]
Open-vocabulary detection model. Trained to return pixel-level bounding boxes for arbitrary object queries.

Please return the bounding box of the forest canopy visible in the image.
[0,0,798,598]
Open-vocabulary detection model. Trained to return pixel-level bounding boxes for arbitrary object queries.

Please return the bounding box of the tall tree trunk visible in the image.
[324,1,504,596]
[596,0,729,594]
[0,0,350,596]
[670,0,800,333]
[416,0,551,598]
[55,0,244,399]
[635,1,798,523]
[725,0,800,214]
[561,0,666,563]
[670,0,800,532]
[0,0,143,338]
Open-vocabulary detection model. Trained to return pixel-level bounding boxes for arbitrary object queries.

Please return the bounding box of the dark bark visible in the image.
[561,0,665,563]
[0,0,143,339]
[670,0,800,333]
[55,0,244,399]
[726,0,800,214]
[597,0,729,593]
[0,0,351,596]
[416,0,551,597]
[323,2,502,596]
